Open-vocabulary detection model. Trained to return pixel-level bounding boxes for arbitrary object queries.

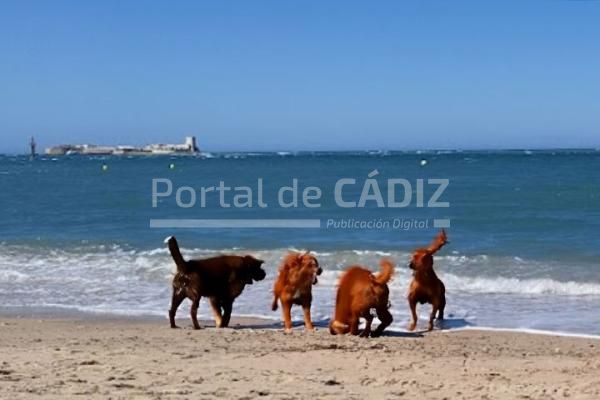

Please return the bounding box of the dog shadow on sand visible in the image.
[231,318,472,338]
[203,316,472,338]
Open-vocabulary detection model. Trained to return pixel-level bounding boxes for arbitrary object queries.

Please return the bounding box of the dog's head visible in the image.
[283,251,322,284]
[301,251,322,284]
[409,249,434,271]
[409,229,448,271]
[242,255,266,284]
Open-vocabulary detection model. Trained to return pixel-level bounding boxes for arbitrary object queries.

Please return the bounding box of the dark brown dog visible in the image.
[407,229,448,331]
[165,236,266,329]
[329,259,394,338]
[272,252,322,333]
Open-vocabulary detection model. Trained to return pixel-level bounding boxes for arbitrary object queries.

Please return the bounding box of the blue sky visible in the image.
[1,1,599,153]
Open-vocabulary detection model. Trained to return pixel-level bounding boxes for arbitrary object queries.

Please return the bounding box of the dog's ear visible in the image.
[427,229,448,254]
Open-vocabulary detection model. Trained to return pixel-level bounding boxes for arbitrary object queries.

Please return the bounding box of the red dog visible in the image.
[407,229,448,331]
[329,259,394,337]
[272,252,322,333]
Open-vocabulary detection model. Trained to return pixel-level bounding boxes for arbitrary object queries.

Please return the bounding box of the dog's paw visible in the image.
[284,328,293,334]
[407,323,416,331]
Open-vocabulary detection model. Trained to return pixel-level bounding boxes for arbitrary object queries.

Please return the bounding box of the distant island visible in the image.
[45,136,199,156]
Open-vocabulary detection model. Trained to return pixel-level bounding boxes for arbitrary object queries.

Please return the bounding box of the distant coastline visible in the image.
[44,136,199,156]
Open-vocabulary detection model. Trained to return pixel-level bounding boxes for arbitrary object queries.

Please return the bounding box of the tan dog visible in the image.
[407,229,448,331]
[329,259,394,337]
[272,252,322,333]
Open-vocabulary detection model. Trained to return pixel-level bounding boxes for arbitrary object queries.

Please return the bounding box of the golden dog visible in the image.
[272,252,322,333]
[329,259,394,337]
[407,229,448,331]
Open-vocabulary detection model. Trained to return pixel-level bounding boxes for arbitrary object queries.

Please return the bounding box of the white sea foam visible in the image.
[2,246,600,296]
[442,274,600,296]
[442,326,600,341]
[0,269,29,283]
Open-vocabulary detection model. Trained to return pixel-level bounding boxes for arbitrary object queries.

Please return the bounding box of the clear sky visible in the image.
[1,1,599,153]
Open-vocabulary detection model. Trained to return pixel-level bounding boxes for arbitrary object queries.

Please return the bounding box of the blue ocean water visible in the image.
[1,150,600,334]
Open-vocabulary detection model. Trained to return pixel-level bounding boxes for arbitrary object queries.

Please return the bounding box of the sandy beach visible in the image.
[1,315,599,399]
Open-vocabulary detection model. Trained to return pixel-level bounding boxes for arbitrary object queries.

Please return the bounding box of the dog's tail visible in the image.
[375,258,395,285]
[427,229,448,254]
[164,236,187,273]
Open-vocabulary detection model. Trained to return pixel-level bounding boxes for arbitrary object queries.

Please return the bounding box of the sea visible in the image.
[1,150,600,336]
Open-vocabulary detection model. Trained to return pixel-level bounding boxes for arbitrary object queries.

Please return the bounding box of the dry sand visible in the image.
[1,315,600,399]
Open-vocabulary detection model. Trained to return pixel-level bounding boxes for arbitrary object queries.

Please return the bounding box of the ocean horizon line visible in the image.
[2,146,600,157]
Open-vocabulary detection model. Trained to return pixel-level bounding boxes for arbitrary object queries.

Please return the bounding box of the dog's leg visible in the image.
[209,297,223,328]
[360,311,373,338]
[190,296,201,330]
[372,307,392,337]
[169,290,186,329]
[301,302,314,331]
[220,299,233,328]
[408,297,418,331]
[428,303,439,331]
[349,314,360,335]
[281,300,293,333]
[438,295,446,320]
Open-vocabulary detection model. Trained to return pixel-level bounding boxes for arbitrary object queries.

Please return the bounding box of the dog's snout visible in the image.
[255,268,266,281]
[408,262,415,270]
[317,267,323,276]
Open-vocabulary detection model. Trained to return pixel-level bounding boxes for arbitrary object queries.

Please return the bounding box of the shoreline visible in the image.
[3,307,600,341]
[2,315,600,399]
